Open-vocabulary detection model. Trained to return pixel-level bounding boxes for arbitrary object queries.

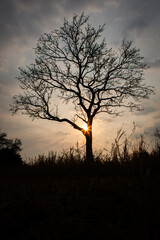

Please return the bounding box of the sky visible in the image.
[0,0,160,160]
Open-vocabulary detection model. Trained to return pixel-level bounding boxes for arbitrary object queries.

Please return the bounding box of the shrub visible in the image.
[0,129,23,166]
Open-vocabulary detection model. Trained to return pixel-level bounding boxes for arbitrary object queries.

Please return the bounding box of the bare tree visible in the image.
[11,13,154,162]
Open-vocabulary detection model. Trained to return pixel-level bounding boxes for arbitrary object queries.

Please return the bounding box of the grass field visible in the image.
[0,145,160,240]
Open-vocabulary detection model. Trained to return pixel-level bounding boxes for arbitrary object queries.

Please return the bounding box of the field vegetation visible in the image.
[0,129,160,239]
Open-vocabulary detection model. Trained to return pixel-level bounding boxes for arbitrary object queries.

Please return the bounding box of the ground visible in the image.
[0,158,160,240]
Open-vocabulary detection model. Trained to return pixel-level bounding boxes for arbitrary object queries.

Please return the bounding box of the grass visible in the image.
[0,135,160,239]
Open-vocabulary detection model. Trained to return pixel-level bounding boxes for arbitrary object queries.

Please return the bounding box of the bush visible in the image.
[0,129,23,166]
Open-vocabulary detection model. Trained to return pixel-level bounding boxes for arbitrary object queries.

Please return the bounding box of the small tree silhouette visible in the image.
[11,13,154,162]
[0,130,23,166]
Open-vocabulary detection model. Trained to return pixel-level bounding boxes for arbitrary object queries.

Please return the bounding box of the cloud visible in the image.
[62,0,119,14]
[134,106,156,116]
[148,58,160,69]
[154,114,160,120]
[121,0,160,23]
[124,20,148,38]
[0,0,60,49]
[55,131,70,136]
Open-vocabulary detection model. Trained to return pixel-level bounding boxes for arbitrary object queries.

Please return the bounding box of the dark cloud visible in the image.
[0,0,70,74]
[0,0,126,51]
[124,20,148,38]
[109,0,160,43]
[0,0,60,48]
[120,0,160,23]
[62,0,119,13]
[0,0,105,50]
[1,0,159,53]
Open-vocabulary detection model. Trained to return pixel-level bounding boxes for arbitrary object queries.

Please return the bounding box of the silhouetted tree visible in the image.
[0,130,23,166]
[11,13,154,162]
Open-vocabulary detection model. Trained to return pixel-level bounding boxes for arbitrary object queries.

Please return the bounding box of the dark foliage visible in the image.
[0,130,23,166]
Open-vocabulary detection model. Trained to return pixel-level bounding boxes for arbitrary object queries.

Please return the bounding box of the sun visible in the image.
[83,124,88,131]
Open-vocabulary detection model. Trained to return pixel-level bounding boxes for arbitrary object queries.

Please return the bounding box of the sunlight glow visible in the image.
[83,124,88,131]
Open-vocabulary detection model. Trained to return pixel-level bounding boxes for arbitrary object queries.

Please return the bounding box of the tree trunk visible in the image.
[85,124,93,162]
